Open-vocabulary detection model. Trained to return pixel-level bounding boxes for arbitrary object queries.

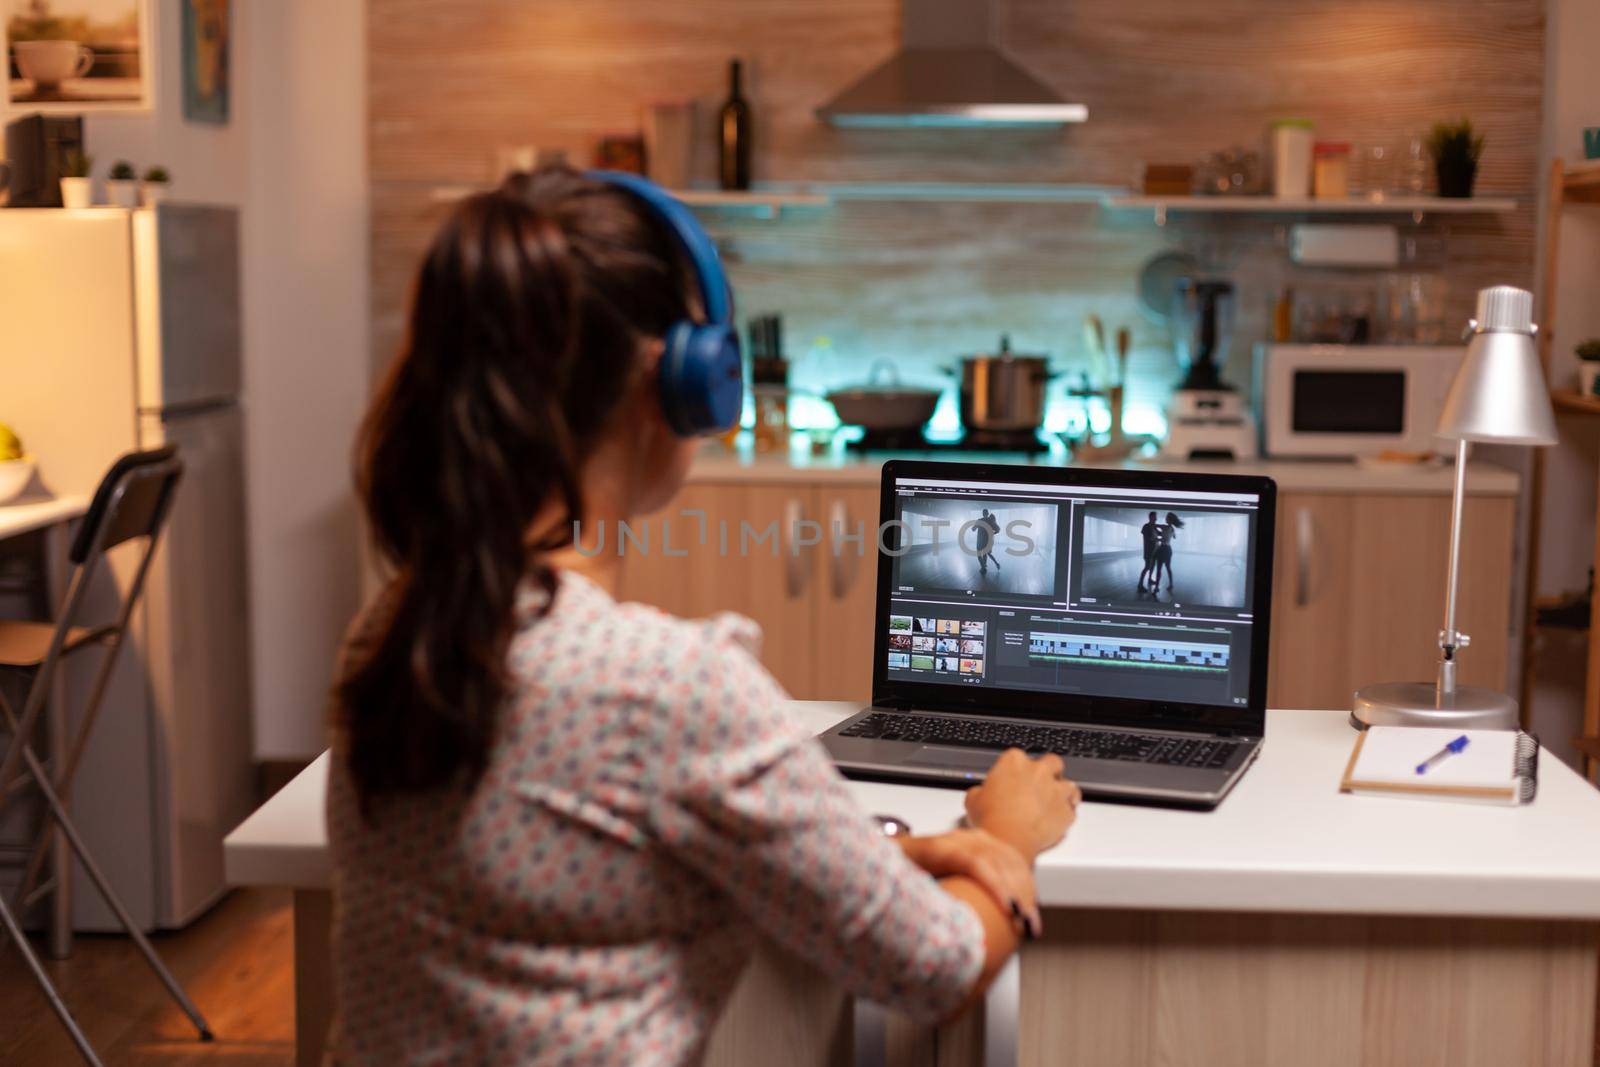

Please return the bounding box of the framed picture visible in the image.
[5,0,152,113]
[181,0,226,125]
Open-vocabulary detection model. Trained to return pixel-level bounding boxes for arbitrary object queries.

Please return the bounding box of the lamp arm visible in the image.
[1438,437,1471,696]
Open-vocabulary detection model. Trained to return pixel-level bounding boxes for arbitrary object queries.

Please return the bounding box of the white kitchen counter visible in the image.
[225,702,1600,1066]
[226,703,1600,919]
[687,444,1521,496]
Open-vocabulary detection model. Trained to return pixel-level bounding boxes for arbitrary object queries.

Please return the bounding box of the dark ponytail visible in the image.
[338,167,692,813]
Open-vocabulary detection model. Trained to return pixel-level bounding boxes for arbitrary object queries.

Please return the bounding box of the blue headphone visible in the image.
[588,170,743,436]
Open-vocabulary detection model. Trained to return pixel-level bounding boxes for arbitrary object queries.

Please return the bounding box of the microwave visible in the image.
[1253,344,1464,459]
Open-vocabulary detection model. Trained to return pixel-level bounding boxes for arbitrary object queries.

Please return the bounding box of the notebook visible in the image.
[1340,726,1540,805]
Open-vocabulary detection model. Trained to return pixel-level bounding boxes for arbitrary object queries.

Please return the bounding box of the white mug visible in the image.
[13,40,94,89]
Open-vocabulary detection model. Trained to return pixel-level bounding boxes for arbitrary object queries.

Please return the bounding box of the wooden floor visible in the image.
[0,888,295,1066]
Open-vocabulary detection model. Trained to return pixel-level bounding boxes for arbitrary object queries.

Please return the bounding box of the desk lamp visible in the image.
[1352,285,1557,730]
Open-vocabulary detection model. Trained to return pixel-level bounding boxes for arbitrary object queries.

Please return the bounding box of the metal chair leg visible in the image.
[21,741,214,1041]
[0,884,104,1066]
[0,700,214,1041]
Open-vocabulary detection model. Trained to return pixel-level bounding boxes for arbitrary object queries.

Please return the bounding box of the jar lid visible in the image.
[1313,141,1352,155]
[1271,118,1314,129]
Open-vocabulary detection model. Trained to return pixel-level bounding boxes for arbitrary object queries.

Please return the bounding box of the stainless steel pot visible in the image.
[826,360,942,432]
[953,335,1052,432]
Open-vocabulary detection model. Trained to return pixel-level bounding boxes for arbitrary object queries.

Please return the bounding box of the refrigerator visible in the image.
[0,204,255,930]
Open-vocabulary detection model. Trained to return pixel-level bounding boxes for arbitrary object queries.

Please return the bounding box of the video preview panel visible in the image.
[1072,505,1252,613]
[892,498,1063,598]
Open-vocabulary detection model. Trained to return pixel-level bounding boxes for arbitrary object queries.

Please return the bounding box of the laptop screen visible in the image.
[875,461,1274,735]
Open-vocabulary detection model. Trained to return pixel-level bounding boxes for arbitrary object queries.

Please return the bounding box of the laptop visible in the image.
[820,460,1277,810]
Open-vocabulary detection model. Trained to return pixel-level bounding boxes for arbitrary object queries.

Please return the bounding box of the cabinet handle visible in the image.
[784,497,807,599]
[1295,506,1314,607]
[829,498,857,600]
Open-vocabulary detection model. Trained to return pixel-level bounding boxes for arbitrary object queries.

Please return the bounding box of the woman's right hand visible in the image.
[964,749,1080,862]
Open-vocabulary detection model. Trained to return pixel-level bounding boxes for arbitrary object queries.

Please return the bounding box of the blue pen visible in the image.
[1415,735,1470,775]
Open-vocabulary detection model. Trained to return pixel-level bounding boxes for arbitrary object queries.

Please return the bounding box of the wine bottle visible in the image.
[718,58,751,191]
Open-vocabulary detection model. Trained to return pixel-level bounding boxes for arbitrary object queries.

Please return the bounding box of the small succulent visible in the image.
[61,149,92,178]
[143,166,170,183]
[109,160,137,181]
[1577,339,1600,362]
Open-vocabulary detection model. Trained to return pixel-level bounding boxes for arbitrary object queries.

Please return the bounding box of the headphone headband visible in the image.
[587,170,730,326]
[585,170,743,438]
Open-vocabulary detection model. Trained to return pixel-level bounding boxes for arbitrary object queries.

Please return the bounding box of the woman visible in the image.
[1152,512,1186,592]
[327,167,1079,1066]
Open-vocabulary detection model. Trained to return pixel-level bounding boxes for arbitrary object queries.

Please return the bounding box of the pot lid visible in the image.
[829,359,943,397]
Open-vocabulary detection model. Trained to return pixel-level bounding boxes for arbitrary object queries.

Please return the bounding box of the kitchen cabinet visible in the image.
[1269,492,1515,711]
[616,483,880,702]
[618,474,1517,712]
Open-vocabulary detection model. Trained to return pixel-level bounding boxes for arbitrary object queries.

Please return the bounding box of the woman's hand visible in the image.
[964,749,1080,862]
[899,829,1038,936]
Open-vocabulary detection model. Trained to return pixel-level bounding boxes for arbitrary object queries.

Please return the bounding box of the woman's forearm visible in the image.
[937,875,1024,1013]
[897,830,1035,1014]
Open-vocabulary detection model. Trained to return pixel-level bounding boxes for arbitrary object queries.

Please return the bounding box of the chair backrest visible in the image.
[69,446,185,565]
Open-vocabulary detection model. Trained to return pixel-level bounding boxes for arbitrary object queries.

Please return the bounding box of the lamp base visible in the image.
[1350,681,1519,731]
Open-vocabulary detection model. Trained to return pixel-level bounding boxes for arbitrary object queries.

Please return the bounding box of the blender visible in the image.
[1162,278,1258,460]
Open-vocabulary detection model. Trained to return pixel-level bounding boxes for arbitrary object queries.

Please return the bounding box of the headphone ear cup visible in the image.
[658,321,743,437]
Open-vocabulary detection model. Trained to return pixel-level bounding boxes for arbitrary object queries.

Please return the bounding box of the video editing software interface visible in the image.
[883,475,1262,709]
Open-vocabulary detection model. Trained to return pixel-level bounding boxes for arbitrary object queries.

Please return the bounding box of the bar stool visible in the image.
[0,447,213,1066]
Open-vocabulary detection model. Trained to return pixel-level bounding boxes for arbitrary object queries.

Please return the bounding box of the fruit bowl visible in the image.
[0,455,37,503]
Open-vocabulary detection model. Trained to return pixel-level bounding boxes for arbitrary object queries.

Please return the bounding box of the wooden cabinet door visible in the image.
[1344,494,1513,695]
[1269,494,1358,710]
[811,486,881,703]
[1268,493,1515,710]
[614,482,820,698]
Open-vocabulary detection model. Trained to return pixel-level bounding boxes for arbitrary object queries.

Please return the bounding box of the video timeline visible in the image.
[1027,632,1230,675]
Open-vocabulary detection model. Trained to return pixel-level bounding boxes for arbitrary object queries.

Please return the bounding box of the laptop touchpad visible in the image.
[905,747,995,771]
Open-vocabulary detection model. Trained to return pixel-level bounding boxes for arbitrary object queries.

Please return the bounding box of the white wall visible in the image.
[1528,0,1600,762]
[238,1,368,758]
[16,0,368,759]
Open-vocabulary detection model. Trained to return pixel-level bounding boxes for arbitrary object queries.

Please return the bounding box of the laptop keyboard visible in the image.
[837,713,1238,770]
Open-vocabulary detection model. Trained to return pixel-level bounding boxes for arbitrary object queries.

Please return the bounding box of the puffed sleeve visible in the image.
[643,619,985,1022]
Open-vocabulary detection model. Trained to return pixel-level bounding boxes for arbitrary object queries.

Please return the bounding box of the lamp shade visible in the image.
[1435,286,1559,445]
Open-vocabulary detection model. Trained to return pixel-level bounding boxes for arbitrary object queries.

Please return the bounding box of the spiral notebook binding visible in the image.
[1514,732,1541,805]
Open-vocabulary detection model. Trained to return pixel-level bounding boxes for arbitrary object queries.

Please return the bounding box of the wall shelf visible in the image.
[425,183,1523,224]
[1104,195,1519,225]
[793,181,1114,204]
[672,189,830,219]
[1525,157,1600,780]
[1552,389,1600,417]
[1563,161,1600,204]
[425,184,828,219]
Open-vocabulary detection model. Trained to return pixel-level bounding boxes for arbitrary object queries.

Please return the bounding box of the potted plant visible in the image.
[59,150,93,209]
[1578,339,1600,397]
[107,160,139,208]
[1428,119,1484,198]
[141,165,171,207]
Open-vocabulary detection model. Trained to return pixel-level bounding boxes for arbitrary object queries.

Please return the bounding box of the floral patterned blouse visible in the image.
[326,570,984,1066]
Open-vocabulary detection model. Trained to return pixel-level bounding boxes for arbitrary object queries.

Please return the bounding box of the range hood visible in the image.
[816,0,1086,129]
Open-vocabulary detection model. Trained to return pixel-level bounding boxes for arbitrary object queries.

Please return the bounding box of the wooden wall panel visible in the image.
[368,0,1544,418]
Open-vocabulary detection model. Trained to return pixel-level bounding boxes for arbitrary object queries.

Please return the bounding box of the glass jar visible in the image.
[1354,143,1395,202]
[1313,141,1351,199]
[1399,132,1431,195]
[752,384,788,452]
